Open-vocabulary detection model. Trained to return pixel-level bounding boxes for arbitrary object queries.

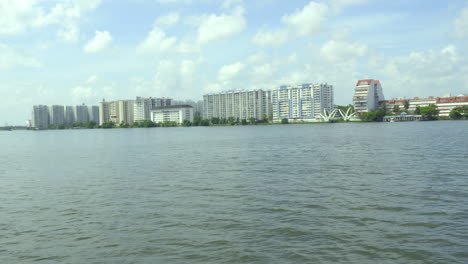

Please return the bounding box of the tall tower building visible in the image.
[65,106,75,124]
[353,79,385,113]
[271,83,334,122]
[32,105,49,128]
[48,105,65,126]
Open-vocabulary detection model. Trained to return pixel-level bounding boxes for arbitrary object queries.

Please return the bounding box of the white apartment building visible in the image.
[48,105,65,126]
[271,83,334,122]
[32,105,49,128]
[150,105,194,124]
[353,79,385,113]
[203,90,272,120]
[99,99,135,125]
[87,105,100,123]
[134,97,172,122]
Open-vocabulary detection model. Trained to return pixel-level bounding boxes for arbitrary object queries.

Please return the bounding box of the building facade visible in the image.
[271,83,334,122]
[353,79,385,113]
[150,105,194,124]
[32,105,49,128]
[134,97,172,122]
[48,105,65,126]
[99,99,134,125]
[203,90,272,120]
[383,94,468,117]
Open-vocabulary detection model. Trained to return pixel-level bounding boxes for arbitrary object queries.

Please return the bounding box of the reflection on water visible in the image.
[1,121,468,263]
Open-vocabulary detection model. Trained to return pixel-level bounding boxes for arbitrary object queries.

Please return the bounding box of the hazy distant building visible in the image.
[74,104,89,123]
[65,106,75,124]
[99,99,134,125]
[271,83,334,122]
[173,100,203,117]
[150,105,194,124]
[203,90,272,120]
[134,97,172,122]
[32,105,49,128]
[48,105,65,126]
[88,105,100,123]
[353,79,385,113]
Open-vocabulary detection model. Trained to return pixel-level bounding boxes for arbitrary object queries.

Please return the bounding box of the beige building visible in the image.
[150,105,194,124]
[203,90,272,120]
[99,99,135,125]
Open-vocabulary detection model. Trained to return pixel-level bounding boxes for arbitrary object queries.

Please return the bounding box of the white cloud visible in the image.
[137,27,177,54]
[320,39,369,62]
[222,0,243,9]
[454,7,468,38]
[368,45,467,98]
[86,75,99,84]
[196,7,246,45]
[281,1,328,36]
[84,30,113,53]
[0,43,41,69]
[0,0,102,41]
[57,24,80,42]
[155,12,180,26]
[218,61,245,82]
[328,0,368,13]
[252,29,289,46]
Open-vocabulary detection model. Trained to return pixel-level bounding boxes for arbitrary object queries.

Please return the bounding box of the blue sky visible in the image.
[1,0,468,124]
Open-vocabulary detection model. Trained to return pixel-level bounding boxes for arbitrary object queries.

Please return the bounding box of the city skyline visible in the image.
[2,0,468,125]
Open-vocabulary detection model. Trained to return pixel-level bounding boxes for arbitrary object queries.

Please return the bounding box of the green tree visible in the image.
[182,120,192,127]
[393,105,400,114]
[58,124,66,129]
[200,119,210,126]
[414,105,421,115]
[101,121,115,128]
[420,104,439,120]
[249,117,256,125]
[227,116,236,126]
[404,100,410,111]
[262,114,269,123]
[449,107,463,119]
[241,119,248,125]
[281,118,289,124]
[210,117,220,125]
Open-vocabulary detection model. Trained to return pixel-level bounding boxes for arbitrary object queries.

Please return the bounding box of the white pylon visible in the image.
[338,108,356,121]
[319,109,337,122]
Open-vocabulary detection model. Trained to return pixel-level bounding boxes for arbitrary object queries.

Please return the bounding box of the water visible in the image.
[1,121,468,263]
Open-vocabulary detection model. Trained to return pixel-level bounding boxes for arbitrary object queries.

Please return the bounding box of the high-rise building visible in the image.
[271,83,334,122]
[32,105,49,128]
[353,79,385,113]
[134,97,172,122]
[88,105,100,123]
[65,106,75,124]
[203,90,272,120]
[150,105,194,124]
[74,104,89,123]
[99,99,134,125]
[172,99,203,117]
[48,105,65,126]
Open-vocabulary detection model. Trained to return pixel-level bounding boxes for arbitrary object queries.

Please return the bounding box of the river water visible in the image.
[1,121,467,263]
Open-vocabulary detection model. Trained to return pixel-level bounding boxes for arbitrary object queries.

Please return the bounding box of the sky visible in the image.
[1,0,468,125]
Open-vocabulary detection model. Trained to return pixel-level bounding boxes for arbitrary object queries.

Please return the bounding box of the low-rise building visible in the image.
[134,97,172,122]
[150,105,194,124]
[383,94,468,117]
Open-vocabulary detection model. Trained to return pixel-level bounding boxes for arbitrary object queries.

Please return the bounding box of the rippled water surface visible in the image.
[1,121,468,263]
